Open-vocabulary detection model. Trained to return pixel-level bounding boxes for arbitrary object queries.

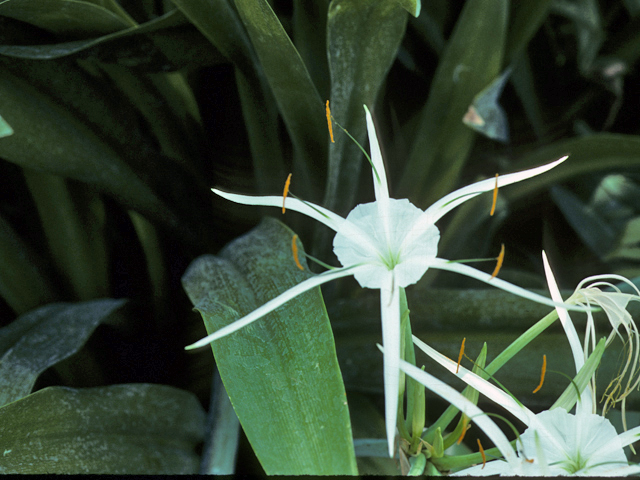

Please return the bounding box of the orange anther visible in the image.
[282,173,292,214]
[490,173,499,216]
[533,354,547,393]
[477,439,486,469]
[326,100,334,143]
[456,337,466,374]
[490,244,505,279]
[291,234,304,270]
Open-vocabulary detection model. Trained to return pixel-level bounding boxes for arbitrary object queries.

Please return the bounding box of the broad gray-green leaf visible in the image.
[234,0,326,199]
[323,0,407,216]
[0,299,126,407]
[399,0,508,206]
[0,384,204,473]
[182,218,357,475]
[0,213,59,314]
[0,0,135,39]
[0,68,182,233]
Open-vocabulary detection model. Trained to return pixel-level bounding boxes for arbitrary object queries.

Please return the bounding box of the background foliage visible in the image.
[1,0,640,474]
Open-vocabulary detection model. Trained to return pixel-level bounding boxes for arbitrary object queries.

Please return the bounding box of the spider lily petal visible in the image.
[380,277,401,457]
[393,355,521,470]
[428,258,593,313]
[185,265,363,350]
[212,189,345,231]
[542,251,594,416]
[411,335,535,426]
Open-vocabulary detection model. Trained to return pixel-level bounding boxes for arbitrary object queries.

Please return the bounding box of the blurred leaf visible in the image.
[23,172,109,300]
[234,0,326,200]
[182,218,357,475]
[0,67,183,234]
[550,184,616,258]
[0,0,135,39]
[0,114,12,137]
[394,0,421,18]
[462,68,511,143]
[0,213,59,314]
[0,9,219,71]
[608,216,640,261]
[510,52,546,138]
[200,367,240,474]
[0,299,126,407]
[0,384,204,473]
[293,1,330,100]
[503,134,640,204]
[505,0,552,61]
[323,0,407,216]
[399,0,508,205]
[551,0,603,73]
[171,0,286,194]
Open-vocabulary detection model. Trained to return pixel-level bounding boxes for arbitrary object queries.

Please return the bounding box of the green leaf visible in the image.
[0,384,204,473]
[0,213,59,314]
[0,0,135,39]
[23,172,109,300]
[399,0,508,205]
[0,299,126,407]
[550,184,616,258]
[505,0,553,61]
[503,134,640,204]
[323,0,407,215]
[171,0,287,194]
[233,0,326,200]
[182,218,357,475]
[0,67,183,234]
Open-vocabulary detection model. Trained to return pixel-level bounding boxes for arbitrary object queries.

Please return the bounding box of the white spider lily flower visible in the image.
[543,253,640,430]
[401,336,640,476]
[187,104,576,458]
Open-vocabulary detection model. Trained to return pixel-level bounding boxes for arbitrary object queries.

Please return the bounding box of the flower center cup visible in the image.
[332,198,440,290]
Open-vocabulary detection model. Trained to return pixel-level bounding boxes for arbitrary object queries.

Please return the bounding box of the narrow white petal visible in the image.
[363,106,393,251]
[363,105,390,202]
[430,257,593,313]
[541,251,593,415]
[396,358,520,469]
[411,335,535,426]
[422,156,568,226]
[380,277,401,457]
[541,251,583,368]
[613,425,640,449]
[185,265,361,350]
[212,188,344,231]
